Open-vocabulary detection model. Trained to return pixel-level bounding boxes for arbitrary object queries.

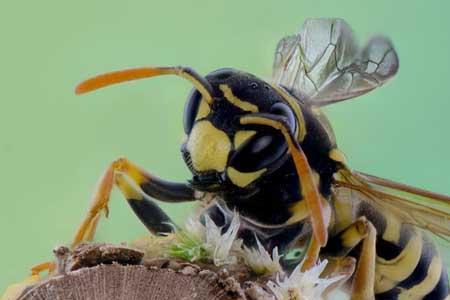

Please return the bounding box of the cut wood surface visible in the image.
[15,243,274,300]
[20,264,245,300]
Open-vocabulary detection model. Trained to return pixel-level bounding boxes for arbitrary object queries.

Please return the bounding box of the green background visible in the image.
[1,0,449,295]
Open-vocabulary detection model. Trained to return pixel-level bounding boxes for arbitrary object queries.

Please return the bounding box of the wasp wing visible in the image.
[334,169,450,239]
[273,18,399,106]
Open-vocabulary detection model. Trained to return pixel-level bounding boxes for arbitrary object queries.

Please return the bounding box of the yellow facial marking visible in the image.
[329,148,346,163]
[195,97,211,120]
[187,121,231,172]
[375,231,423,293]
[219,84,259,112]
[397,256,442,300]
[234,130,257,148]
[227,167,266,187]
[272,85,306,141]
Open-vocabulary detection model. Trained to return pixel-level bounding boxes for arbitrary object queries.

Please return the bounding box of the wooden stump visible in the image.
[19,264,244,300]
[15,244,274,300]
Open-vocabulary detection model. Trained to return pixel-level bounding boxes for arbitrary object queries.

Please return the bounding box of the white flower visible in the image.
[267,259,344,300]
[182,211,242,266]
[204,213,242,266]
[184,214,206,241]
[241,237,283,275]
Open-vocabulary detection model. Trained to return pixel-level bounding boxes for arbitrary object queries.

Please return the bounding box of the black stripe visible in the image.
[398,224,415,248]
[128,199,175,235]
[375,287,400,299]
[376,235,442,299]
[357,201,387,235]
[141,180,194,202]
[423,268,449,300]
[376,238,402,260]
[397,236,435,288]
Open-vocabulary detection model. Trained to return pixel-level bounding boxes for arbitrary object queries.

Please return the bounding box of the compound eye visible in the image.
[183,89,202,134]
[229,131,287,172]
[270,102,296,133]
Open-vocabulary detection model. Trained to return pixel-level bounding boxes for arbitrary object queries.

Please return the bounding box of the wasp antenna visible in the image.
[75,66,214,104]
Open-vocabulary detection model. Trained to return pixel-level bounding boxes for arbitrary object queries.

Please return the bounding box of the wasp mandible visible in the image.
[68,19,450,299]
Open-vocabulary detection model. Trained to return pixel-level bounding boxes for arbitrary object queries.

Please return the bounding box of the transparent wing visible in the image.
[334,169,450,240]
[273,18,399,106]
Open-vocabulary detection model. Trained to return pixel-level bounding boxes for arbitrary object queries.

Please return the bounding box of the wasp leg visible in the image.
[72,157,195,247]
[300,236,322,271]
[350,220,377,300]
[323,217,370,257]
[299,199,332,271]
[320,217,376,299]
[321,256,357,298]
[30,261,56,276]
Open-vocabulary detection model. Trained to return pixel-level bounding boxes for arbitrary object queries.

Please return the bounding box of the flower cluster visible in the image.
[267,259,344,300]
[134,211,343,300]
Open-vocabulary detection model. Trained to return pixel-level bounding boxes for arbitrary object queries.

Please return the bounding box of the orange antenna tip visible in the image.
[74,66,214,104]
[75,67,172,95]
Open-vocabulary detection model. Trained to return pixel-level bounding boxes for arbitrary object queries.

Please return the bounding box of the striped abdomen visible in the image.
[358,202,449,300]
[331,193,449,300]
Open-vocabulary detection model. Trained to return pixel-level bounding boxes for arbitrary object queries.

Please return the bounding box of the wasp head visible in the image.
[182,68,298,192]
[74,65,299,193]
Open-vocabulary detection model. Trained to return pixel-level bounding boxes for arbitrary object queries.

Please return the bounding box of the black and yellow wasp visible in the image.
[25,19,450,299]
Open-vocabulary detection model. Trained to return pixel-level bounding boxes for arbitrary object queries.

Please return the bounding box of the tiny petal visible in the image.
[209,212,241,266]
[267,259,344,300]
[242,237,283,275]
[185,215,206,241]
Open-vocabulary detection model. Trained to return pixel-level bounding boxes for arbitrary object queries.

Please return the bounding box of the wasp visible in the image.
[18,19,450,300]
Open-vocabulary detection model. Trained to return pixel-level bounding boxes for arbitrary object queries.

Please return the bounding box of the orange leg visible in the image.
[322,256,357,297]
[301,236,322,271]
[30,261,56,276]
[72,157,195,248]
[350,221,377,300]
[301,198,332,271]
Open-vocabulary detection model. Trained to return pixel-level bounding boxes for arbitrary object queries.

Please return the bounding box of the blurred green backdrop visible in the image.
[1,0,449,294]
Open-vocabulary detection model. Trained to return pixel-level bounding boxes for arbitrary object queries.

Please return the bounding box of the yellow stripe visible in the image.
[398,256,442,300]
[382,212,402,243]
[195,97,211,120]
[227,167,266,187]
[311,106,337,146]
[331,187,355,233]
[234,130,256,148]
[272,85,306,141]
[288,200,309,222]
[220,84,259,112]
[375,231,423,293]
[329,148,346,164]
